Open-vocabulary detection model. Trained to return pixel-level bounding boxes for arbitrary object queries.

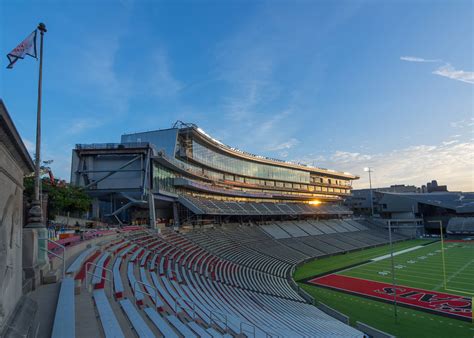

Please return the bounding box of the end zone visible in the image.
[308,274,472,321]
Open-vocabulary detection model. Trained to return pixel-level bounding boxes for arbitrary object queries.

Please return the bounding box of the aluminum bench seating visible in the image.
[260,224,291,239]
[318,235,356,251]
[279,238,325,257]
[127,262,144,305]
[150,271,176,310]
[346,219,368,230]
[279,222,308,237]
[186,272,242,333]
[51,277,75,338]
[140,250,150,267]
[108,241,128,254]
[119,299,154,338]
[323,220,348,233]
[143,307,179,338]
[332,233,371,248]
[161,276,194,318]
[307,220,336,234]
[118,244,136,257]
[66,246,97,276]
[139,267,164,309]
[179,269,227,332]
[130,247,144,263]
[199,276,276,337]
[244,240,307,264]
[166,315,198,338]
[92,252,111,288]
[188,321,212,338]
[338,220,360,232]
[294,221,323,236]
[207,327,229,338]
[93,290,125,338]
[113,257,124,298]
[296,237,339,254]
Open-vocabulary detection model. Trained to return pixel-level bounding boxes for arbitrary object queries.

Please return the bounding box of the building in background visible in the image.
[71,121,359,227]
[378,192,474,234]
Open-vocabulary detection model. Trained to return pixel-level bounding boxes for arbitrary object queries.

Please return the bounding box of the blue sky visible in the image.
[1,0,473,190]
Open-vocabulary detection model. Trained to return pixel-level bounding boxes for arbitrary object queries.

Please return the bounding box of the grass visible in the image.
[294,239,431,281]
[295,239,474,338]
[340,241,474,295]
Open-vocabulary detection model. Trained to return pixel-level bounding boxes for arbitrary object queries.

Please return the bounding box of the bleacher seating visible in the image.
[51,277,75,338]
[66,222,406,337]
[180,194,353,216]
[93,289,124,338]
[447,217,474,234]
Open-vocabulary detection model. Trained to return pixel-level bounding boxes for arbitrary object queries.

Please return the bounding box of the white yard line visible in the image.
[371,245,425,262]
[434,258,474,291]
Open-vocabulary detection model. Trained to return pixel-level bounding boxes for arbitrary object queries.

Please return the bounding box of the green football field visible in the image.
[295,239,474,338]
[339,240,474,295]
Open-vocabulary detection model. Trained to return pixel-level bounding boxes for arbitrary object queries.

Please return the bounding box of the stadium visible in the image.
[1,118,472,338]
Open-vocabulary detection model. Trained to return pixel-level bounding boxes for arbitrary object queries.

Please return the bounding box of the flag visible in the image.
[6,30,37,69]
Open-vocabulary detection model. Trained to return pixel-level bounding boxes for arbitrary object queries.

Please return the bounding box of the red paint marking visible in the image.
[75,251,100,281]
[309,274,472,320]
[94,256,111,289]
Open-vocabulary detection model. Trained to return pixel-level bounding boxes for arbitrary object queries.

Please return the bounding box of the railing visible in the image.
[174,297,196,319]
[133,280,160,310]
[39,238,66,279]
[240,322,256,337]
[210,310,228,333]
[86,262,113,297]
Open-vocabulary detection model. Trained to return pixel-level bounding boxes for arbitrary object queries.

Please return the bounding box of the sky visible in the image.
[1,0,473,191]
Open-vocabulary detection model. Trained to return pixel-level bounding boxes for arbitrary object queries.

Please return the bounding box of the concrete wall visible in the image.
[0,100,34,332]
[0,143,26,330]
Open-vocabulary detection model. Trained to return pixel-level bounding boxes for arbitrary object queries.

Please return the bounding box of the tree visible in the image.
[24,177,91,220]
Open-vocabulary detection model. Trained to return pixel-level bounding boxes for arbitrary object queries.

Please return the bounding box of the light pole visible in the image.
[364,167,374,216]
[26,23,47,229]
[387,220,398,322]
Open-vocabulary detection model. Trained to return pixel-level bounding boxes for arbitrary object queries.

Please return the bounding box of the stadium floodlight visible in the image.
[364,167,375,216]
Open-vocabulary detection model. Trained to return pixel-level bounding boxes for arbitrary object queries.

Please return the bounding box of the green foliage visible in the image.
[23,176,91,220]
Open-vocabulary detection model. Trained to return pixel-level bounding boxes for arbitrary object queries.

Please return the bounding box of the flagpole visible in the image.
[26,22,47,229]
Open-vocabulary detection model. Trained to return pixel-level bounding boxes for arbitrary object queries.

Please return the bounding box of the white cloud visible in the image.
[148,49,182,97]
[400,56,441,63]
[450,118,474,128]
[432,64,474,84]
[69,118,104,134]
[265,138,300,151]
[297,139,474,192]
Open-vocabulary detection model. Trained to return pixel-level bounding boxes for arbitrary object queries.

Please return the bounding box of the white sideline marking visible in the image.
[371,246,424,262]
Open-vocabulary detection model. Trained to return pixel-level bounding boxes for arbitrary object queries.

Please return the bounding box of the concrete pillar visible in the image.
[92,198,100,219]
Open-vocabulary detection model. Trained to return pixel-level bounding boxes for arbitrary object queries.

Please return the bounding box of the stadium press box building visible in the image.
[71,121,359,226]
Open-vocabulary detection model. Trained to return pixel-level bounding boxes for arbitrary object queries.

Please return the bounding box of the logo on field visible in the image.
[374,287,472,314]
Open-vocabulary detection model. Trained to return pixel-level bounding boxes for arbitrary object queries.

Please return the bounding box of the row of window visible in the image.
[166,155,351,195]
[192,140,311,183]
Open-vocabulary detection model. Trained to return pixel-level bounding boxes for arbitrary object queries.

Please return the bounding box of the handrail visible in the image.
[133,280,160,310]
[86,261,113,297]
[39,237,66,279]
[210,310,228,333]
[174,297,196,319]
[240,322,256,337]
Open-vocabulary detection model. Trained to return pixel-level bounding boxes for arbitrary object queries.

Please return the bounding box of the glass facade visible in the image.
[191,140,310,183]
[153,163,177,193]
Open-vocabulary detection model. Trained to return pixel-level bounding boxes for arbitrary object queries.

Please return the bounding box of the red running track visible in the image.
[309,274,472,321]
